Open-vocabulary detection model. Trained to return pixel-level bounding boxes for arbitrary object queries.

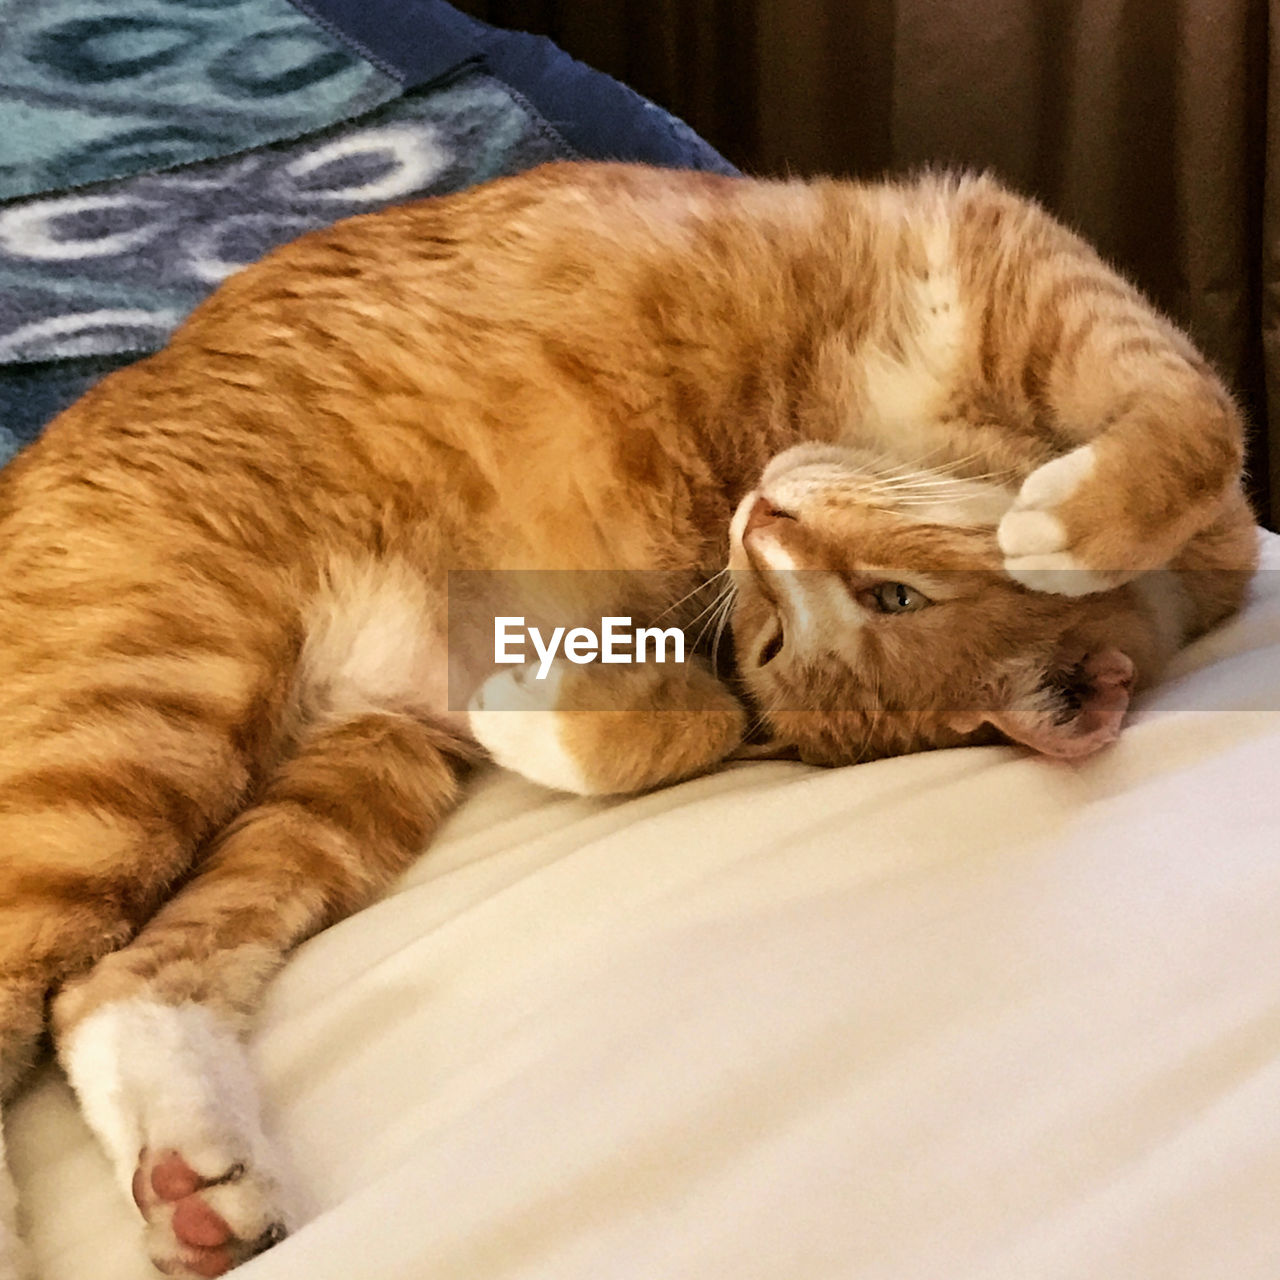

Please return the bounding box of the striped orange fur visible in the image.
[0,162,1256,1276]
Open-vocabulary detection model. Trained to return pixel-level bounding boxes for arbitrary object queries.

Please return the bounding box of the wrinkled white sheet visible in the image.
[11,535,1280,1280]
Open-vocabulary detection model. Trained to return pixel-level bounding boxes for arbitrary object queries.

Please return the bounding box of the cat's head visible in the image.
[728,444,1138,765]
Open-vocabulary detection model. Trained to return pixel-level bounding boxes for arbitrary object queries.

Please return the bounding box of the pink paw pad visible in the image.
[132,1148,285,1278]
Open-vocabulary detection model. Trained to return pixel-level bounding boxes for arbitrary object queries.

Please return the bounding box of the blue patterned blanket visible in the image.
[0,0,734,467]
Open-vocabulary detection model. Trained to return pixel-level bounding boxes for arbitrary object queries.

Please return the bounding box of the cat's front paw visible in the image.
[132,1147,287,1278]
[469,658,746,795]
[998,446,1126,595]
[468,660,595,794]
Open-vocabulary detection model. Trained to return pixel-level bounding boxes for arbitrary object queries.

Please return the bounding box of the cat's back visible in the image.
[0,166,850,590]
[0,164,1073,554]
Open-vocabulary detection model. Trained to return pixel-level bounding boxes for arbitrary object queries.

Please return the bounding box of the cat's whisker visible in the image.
[859,479,976,497]
[655,569,728,623]
[908,449,1003,477]
[698,586,735,669]
[742,684,786,745]
[876,492,997,506]
[862,488,980,504]
[709,585,738,676]
[864,473,1003,493]
[853,672,886,764]
[860,452,1018,491]
[684,581,734,639]
[864,452,978,479]
[688,588,733,647]
[690,583,736,651]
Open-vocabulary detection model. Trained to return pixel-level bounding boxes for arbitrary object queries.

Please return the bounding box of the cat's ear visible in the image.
[951,647,1136,760]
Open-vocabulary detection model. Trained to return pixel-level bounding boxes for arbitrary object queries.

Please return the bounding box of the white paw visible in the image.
[60,999,295,1278]
[999,445,1107,595]
[468,661,594,794]
[470,656,564,713]
[133,1145,287,1278]
[999,552,1113,596]
[1015,444,1097,508]
[997,508,1068,558]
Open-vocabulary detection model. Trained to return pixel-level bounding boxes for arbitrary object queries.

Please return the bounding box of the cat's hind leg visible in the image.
[0,607,290,1274]
[53,713,470,1279]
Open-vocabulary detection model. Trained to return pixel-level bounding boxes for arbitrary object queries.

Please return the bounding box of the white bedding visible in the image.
[11,534,1280,1280]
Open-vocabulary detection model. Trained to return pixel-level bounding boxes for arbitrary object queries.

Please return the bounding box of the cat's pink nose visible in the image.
[744,495,794,535]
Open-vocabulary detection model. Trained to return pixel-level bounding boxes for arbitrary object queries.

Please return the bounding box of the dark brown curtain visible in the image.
[457,1,1277,529]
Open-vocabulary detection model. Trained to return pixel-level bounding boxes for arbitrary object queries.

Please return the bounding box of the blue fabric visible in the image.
[0,0,735,470]
[286,0,483,88]
[291,0,738,175]
[0,80,567,367]
[0,0,398,201]
[0,353,139,460]
[0,77,569,464]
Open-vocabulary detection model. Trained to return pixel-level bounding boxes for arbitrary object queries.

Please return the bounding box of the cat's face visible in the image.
[728,445,1138,764]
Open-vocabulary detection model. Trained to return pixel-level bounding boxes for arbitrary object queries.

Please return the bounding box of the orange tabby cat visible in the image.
[0,162,1256,1277]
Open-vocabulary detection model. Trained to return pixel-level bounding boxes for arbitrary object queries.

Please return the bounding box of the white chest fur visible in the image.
[298,557,464,731]
[855,213,967,459]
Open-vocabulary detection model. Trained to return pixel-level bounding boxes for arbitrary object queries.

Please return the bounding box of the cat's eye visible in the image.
[867,581,930,614]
